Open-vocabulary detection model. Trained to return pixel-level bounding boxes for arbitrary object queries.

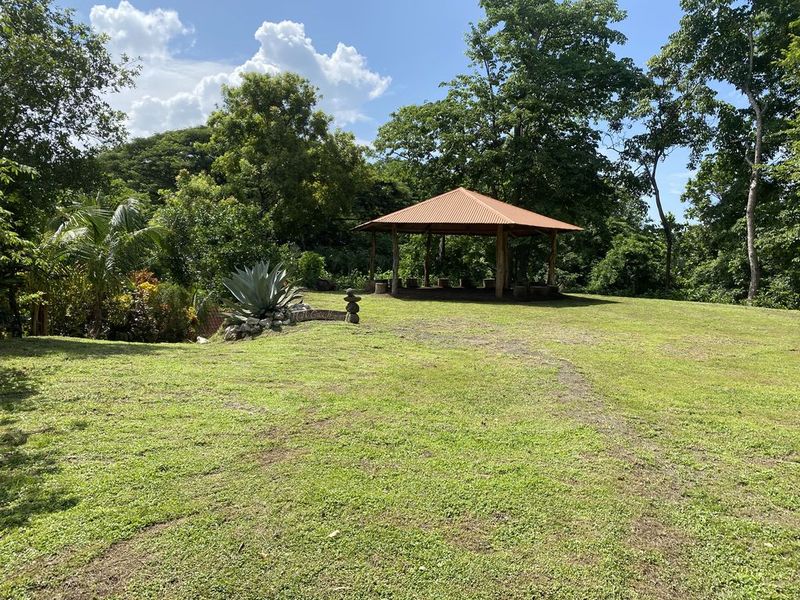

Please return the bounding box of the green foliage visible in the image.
[652,0,799,301]
[375,0,642,287]
[97,127,214,202]
[0,159,37,336]
[0,0,136,238]
[206,72,367,245]
[154,172,285,292]
[48,197,165,336]
[398,235,493,284]
[222,261,303,324]
[36,266,91,337]
[297,251,326,289]
[333,269,368,292]
[589,227,666,296]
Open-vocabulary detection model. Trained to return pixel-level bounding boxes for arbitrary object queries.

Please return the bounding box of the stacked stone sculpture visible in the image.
[344,288,361,324]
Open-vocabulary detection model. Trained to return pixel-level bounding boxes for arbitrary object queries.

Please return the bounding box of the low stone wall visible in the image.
[291,309,347,323]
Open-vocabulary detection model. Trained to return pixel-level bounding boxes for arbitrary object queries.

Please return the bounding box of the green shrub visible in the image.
[297,251,326,288]
[589,231,666,296]
[334,270,368,291]
[149,282,196,342]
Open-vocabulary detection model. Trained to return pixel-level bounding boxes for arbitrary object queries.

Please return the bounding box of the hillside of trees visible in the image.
[1,0,798,339]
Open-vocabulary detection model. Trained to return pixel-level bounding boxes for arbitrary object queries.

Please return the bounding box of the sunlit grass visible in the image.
[1,293,798,599]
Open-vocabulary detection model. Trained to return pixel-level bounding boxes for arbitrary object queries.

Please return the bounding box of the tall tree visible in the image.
[652,0,798,301]
[0,0,136,220]
[97,127,214,203]
[0,159,35,336]
[376,0,641,284]
[621,76,707,289]
[0,0,136,329]
[207,72,366,245]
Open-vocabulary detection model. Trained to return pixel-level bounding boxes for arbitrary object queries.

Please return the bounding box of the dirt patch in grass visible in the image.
[388,321,695,597]
[224,400,275,415]
[49,519,183,600]
[443,515,495,554]
[545,354,692,598]
[259,444,304,467]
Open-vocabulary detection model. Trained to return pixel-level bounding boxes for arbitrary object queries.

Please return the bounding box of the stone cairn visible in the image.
[344,289,361,324]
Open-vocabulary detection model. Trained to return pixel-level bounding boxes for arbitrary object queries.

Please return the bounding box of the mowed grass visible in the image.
[1,293,799,599]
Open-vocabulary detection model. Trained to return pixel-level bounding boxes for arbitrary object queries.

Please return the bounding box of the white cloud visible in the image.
[90,1,191,59]
[90,4,391,138]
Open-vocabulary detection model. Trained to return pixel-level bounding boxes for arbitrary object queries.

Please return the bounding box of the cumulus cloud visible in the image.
[90,1,191,59]
[90,3,391,137]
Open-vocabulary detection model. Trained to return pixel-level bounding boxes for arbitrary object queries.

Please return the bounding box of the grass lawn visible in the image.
[1,292,799,599]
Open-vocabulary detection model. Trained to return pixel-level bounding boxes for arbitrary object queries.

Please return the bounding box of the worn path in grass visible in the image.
[1,293,798,599]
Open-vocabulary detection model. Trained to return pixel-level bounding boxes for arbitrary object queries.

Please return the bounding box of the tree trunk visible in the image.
[42,303,49,336]
[744,34,763,302]
[89,295,103,338]
[648,161,673,290]
[31,303,40,336]
[7,287,23,338]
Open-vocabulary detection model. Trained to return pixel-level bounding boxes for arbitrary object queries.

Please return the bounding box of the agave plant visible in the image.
[221,261,304,324]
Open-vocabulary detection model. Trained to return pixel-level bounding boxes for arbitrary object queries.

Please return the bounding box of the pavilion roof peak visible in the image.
[354,187,583,236]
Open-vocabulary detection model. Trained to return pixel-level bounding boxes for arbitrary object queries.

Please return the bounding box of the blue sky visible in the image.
[66,0,693,222]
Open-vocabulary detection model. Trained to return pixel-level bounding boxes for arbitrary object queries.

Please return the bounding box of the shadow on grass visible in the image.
[0,336,164,360]
[390,290,618,308]
[0,366,79,532]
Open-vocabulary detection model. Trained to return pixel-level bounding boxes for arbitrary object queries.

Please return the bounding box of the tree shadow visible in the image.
[389,289,618,308]
[0,366,79,532]
[0,336,166,361]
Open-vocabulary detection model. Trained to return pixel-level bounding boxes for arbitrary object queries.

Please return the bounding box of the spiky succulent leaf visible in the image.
[222,260,304,324]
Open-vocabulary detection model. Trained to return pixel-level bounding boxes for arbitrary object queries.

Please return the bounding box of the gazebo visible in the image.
[354,188,583,298]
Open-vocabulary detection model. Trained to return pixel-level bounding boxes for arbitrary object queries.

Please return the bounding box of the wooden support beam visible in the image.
[495,225,505,299]
[504,231,511,288]
[424,230,432,287]
[368,232,376,281]
[547,231,558,286]
[391,225,400,295]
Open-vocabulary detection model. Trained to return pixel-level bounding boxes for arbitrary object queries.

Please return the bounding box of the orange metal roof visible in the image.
[354,187,583,236]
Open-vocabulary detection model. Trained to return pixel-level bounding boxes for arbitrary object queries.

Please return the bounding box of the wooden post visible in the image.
[495,225,505,299]
[368,232,376,281]
[424,230,432,287]
[504,231,511,288]
[547,231,558,286]
[391,226,400,295]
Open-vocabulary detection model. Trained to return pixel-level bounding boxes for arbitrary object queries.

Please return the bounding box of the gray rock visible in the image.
[246,317,259,326]
[196,336,209,344]
[258,319,271,328]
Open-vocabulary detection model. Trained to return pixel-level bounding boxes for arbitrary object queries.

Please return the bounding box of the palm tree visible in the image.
[49,198,164,337]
